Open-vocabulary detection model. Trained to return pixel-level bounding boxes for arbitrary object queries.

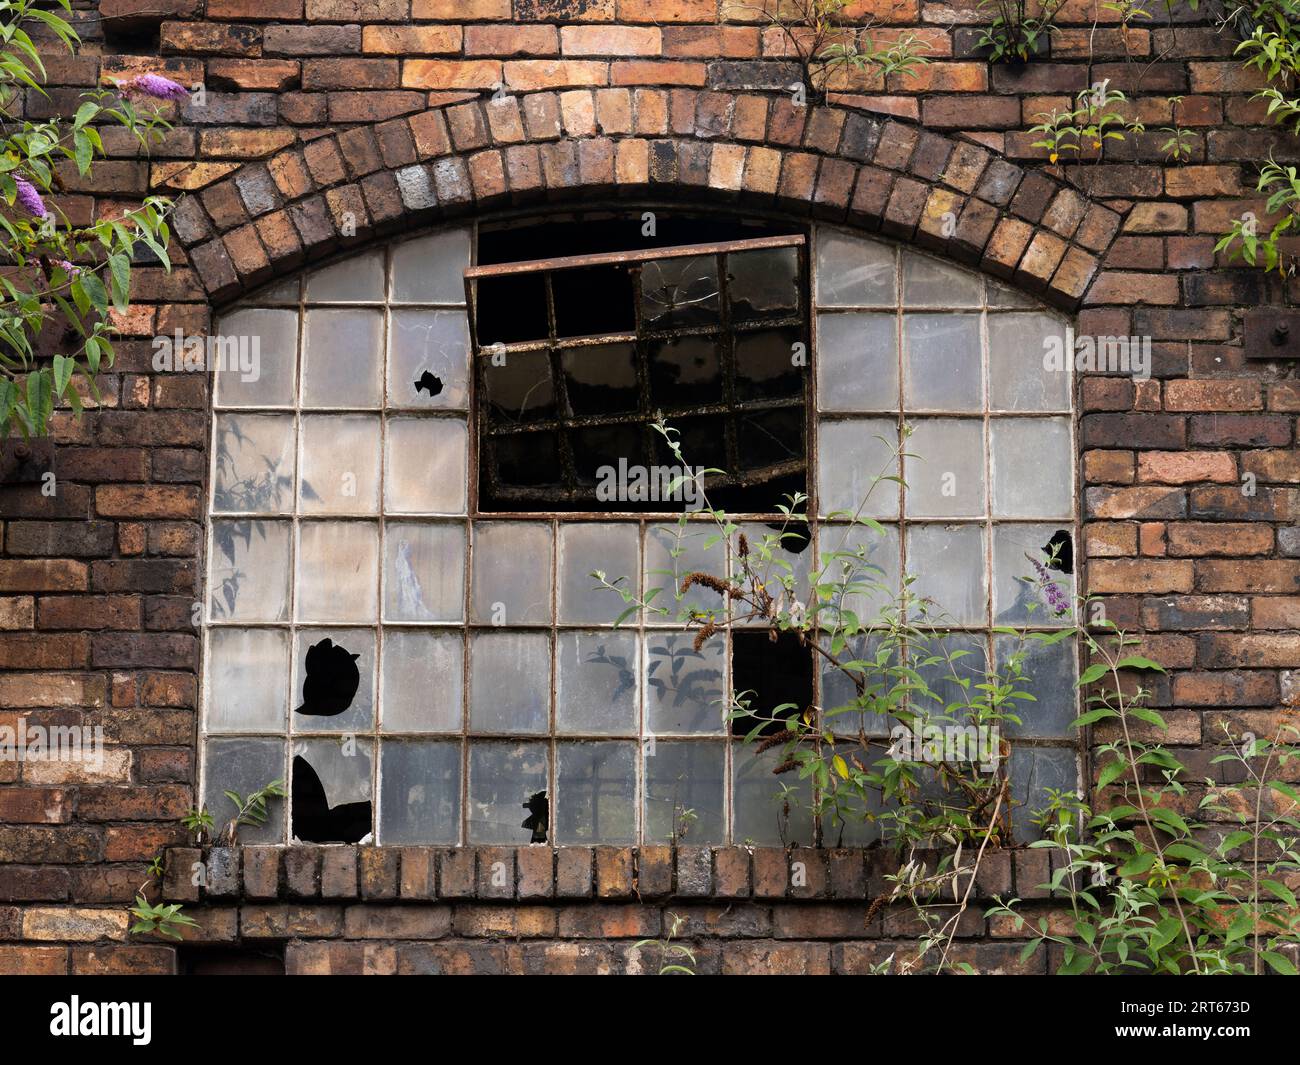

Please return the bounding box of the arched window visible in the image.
[200,209,1077,848]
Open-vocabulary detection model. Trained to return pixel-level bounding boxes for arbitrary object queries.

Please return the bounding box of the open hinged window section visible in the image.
[467,235,809,513]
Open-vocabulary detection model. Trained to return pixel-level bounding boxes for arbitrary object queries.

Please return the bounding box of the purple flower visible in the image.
[1028,555,1070,617]
[123,73,189,102]
[51,259,81,278]
[13,176,46,219]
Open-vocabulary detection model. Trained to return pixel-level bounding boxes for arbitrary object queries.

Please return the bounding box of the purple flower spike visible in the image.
[1028,555,1070,618]
[51,259,81,278]
[125,73,189,102]
[14,176,47,219]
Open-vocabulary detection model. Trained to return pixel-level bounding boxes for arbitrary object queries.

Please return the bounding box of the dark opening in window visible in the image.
[731,630,814,738]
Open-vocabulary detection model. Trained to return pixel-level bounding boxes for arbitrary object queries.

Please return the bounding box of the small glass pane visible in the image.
[384,416,468,515]
[388,309,471,410]
[997,634,1079,740]
[993,523,1075,626]
[296,521,379,623]
[815,230,895,307]
[901,250,983,308]
[383,522,464,623]
[733,742,816,846]
[291,737,373,844]
[988,312,1071,411]
[912,631,988,722]
[212,308,298,408]
[735,327,803,401]
[380,629,463,732]
[815,312,898,412]
[467,741,549,844]
[648,335,721,409]
[644,631,724,734]
[305,249,385,303]
[818,522,900,628]
[643,739,724,844]
[291,628,375,734]
[561,343,638,416]
[819,634,892,737]
[301,308,384,408]
[904,419,985,518]
[1009,747,1077,842]
[736,407,803,473]
[475,274,548,346]
[251,277,299,305]
[471,522,552,626]
[556,630,639,735]
[644,523,728,625]
[469,631,551,734]
[987,279,1037,309]
[379,740,461,845]
[903,314,982,411]
[482,350,555,424]
[816,418,899,520]
[205,627,289,732]
[558,523,639,625]
[731,521,812,627]
[212,413,296,514]
[555,741,637,844]
[390,227,471,305]
[641,255,720,328]
[208,520,291,622]
[298,414,381,514]
[991,418,1073,518]
[905,524,988,626]
[203,738,286,844]
[729,246,799,322]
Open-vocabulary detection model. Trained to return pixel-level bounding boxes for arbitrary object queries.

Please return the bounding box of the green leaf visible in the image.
[51,354,73,398]
[107,253,131,314]
[1262,950,1298,975]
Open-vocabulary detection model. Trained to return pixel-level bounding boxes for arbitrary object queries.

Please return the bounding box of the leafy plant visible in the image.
[128,854,198,941]
[634,912,697,975]
[182,806,215,846]
[216,779,287,846]
[1158,96,1197,161]
[1028,83,1144,165]
[977,0,1066,64]
[1215,157,1299,275]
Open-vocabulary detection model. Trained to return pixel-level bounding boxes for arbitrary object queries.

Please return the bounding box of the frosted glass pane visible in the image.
[384,416,467,515]
[1009,747,1077,842]
[556,630,638,735]
[904,419,985,518]
[997,634,1078,739]
[643,740,724,844]
[380,629,463,732]
[209,520,291,622]
[558,523,639,625]
[819,634,892,737]
[733,742,816,846]
[644,523,727,626]
[471,522,552,626]
[298,414,380,514]
[817,522,899,627]
[388,309,471,410]
[987,279,1037,309]
[212,308,298,407]
[212,413,295,514]
[469,631,550,734]
[991,418,1073,518]
[644,631,724,734]
[291,628,375,734]
[816,418,899,520]
[305,249,384,303]
[206,627,289,732]
[301,309,383,408]
[555,741,637,844]
[203,738,286,844]
[815,231,895,307]
[815,312,898,412]
[383,522,464,623]
[993,523,1075,626]
[988,313,1071,411]
[467,741,548,844]
[901,250,983,308]
[292,737,373,844]
[250,276,299,305]
[379,740,461,845]
[297,521,379,623]
[391,227,471,305]
[903,314,982,411]
[912,631,988,719]
[905,524,987,626]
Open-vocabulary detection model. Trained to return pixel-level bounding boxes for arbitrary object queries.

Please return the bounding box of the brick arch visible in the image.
[171,89,1123,311]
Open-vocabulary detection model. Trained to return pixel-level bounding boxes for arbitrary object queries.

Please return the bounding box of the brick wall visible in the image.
[1,0,1296,974]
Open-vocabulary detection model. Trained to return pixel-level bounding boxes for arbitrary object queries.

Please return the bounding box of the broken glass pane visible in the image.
[990,417,1073,518]
[384,416,468,515]
[815,312,898,412]
[388,309,471,410]
[816,418,900,520]
[817,521,900,628]
[558,522,639,625]
[383,521,464,623]
[644,523,728,625]
[905,523,988,626]
[993,523,1076,626]
[731,630,812,735]
[205,627,289,733]
[644,631,725,734]
[379,740,461,845]
[998,633,1078,739]
[728,246,799,323]
[643,739,724,844]
[305,249,384,304]
[208,520,291,623]
[732,741,815,846]
[901,250,983,308]
[380,628,464,732]
[736,407,803,473]
[731,520,812,628]
[904,418,986,518]
[815,230,896,307]
[988,312,1071,412]
[475,273,549,346]
[301,308,384,408]
[554,741,637,844]
[561,343,639,416]
[640,255,720,329]
[211,413,296,515]
[471,521,553,625]
[212,308,298,408]
[481,349,555,424]
[487,431,563,494]
[556,630,639,735]
[203,738,286,845]
[467,741,548,844]
[553,265,636,337]
[298,414,381,515]
[735,326,803,401]
[569,423,648,496]
[469,630,551,734]
[390,227,471,305]
[903,314,982,412]
[1009,746,1078,842]
[651,414,729,474]
[291,628,375,734]
[648,335,722,409]
[296,521,379,624]
[291,737,373,844]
